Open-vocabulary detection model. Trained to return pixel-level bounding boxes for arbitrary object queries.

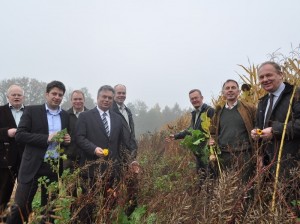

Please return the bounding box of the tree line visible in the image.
[0,77,188,138]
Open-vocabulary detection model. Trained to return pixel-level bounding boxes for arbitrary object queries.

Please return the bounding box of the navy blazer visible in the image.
[76,107,129,178]
[16,104,69,184]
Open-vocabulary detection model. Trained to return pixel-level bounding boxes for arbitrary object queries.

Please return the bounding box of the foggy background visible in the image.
[1,0,299,109]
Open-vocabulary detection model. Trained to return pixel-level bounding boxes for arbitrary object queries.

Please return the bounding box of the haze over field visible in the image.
[1,0,299,109]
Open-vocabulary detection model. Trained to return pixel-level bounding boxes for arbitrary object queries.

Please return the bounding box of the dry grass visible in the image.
[136,130,299,224]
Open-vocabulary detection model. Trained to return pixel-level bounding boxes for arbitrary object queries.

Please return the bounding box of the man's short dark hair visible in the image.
[258,61,282,74]
[189,89,202,96]
[46,81,66,94]
[222,79,239,89]
[97,85,115,97]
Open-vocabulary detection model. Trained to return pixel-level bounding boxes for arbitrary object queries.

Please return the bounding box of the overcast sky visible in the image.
[1,0,299,109]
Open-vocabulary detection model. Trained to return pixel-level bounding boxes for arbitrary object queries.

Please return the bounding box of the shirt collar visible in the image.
[45,103,61,115]
[225,100,238,109]
[117,103,126,111]
[73,108,84,115]
[9,103,24,111]
[194,104,203,113]
[271,82,285,97]
[97,106,110,117]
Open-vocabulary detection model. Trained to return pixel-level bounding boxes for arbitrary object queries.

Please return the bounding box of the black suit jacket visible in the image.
[76,107,130,178]
[112,102,137,160]
[256,82,300,172]
[15,104,69,184]
[65,107,88,160]
[174,103,215,139]
[0,104,25,168]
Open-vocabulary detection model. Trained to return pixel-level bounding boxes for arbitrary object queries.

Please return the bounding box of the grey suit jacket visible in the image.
[15,104,69,184]
[76,107,129,178]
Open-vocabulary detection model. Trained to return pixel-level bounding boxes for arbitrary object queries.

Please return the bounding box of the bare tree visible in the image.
[0,77,47,105]
[61,87,95,110]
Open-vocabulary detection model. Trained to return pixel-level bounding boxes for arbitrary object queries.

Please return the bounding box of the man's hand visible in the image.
[95,147,105,157]
[63,134,71,144]
[208,137,215,146]
[48,132,57,142]
[165,134,175,143]
[7,128,17,138]
[251,129,260,140]
[251,127,273,140]
[260,127,273,140]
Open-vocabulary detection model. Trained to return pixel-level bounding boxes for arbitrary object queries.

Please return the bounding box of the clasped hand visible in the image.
[251,127,273,140]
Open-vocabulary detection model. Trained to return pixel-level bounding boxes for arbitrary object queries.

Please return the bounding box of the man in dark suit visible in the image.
[112,84,137,163]
[76,85,131,223]
[112,84,139,216]
[0,85,25,219]
[166,89,215,180]
[251,61,300,215]
[7,81,71,224]
[64,90,89,171]
[251,61,300,176]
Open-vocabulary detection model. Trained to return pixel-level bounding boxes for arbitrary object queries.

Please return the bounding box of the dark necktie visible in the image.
[264,94,274,128]
[194,109,200,127]
[102,112,110,136]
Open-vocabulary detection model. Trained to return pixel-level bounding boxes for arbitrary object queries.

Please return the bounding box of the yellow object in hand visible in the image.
[256,129,263,135]
[103,149,109,156]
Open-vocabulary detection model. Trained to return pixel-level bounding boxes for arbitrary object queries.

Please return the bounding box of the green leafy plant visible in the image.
[180,112,220,165]
[31,128,74,223]
[113,205,156,224]
[51,128,68,144]
[180,128,210,164]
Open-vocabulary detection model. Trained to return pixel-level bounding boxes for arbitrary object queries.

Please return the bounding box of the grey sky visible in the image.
[1,0,299,109]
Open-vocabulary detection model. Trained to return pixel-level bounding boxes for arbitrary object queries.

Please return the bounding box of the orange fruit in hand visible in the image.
[103,149,109,156]
[256,129,263,135]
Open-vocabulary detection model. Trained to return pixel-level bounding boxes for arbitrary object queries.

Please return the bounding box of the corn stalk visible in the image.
[271,85,297,212]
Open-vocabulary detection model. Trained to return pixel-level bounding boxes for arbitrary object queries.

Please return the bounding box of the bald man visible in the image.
[0,85,25,217]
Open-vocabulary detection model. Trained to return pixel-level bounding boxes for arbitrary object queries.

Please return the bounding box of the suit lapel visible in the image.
[39,105,49,133]
[4,104,17,127]
[60,111,68,129]
[92,108,109,138]
[109,111,117,138]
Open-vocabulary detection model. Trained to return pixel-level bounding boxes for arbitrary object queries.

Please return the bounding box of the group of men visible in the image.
[0,81,138,223]
[1,60,299,222]
[167,61,300,208]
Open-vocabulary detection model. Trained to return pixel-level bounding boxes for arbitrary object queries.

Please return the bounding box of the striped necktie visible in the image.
[102,112,110,136]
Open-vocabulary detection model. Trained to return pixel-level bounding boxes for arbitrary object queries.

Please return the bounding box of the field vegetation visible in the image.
[18,50,300,223]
